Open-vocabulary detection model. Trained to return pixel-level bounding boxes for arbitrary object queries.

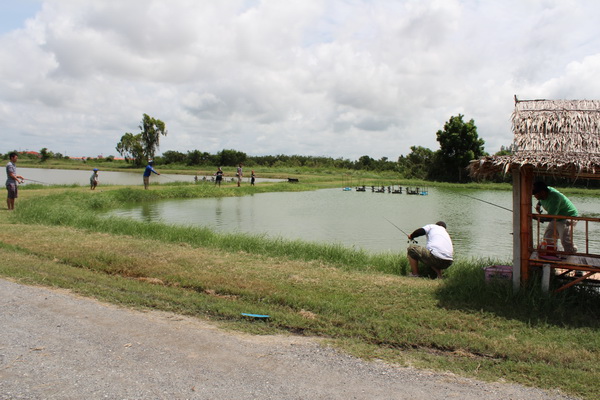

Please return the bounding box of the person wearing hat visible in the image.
[90,168,99,190]
[406,221,454,278]
[532,181,578,253]
[143,160,160,189]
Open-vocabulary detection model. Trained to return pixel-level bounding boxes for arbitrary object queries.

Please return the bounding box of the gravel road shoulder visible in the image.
[0,279,577,399]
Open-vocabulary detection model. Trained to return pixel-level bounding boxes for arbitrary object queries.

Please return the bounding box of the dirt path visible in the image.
[0,279,576,399]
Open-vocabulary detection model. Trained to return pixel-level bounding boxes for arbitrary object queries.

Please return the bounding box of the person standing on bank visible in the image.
[532,181,578,253]
[143,160,160,189]
[250,170,256,186]
[215,167,224,186]
[6,152,25,210]
[407,221,454,278]
[90,168,99,190]
[236,163,243,187]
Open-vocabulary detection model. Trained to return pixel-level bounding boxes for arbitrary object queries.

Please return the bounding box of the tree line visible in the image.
[113,113,489,183]
[5,113,492,183]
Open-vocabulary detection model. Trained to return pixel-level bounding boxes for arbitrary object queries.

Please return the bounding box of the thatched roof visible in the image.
[469,98,600,178]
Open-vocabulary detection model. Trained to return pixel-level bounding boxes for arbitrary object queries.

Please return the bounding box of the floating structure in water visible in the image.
[406,187,429,195]
[345,185,429,195]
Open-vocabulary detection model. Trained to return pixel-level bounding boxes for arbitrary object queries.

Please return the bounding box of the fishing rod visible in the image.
[159,174,179,182]
[23,178,50,185]
[453,192,513,212]
[384,217,417,243]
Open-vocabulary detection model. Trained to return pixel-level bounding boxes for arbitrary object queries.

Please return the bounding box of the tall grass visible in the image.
[440,259,600,326]
[13,187,407,275]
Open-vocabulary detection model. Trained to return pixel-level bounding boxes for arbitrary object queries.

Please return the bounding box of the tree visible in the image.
[433,114,486,182]
[162,150,186,164]
[116,132,145,166]
[186,150,215,166]
[116,114,167,166]
[400,146,434,179]
[495,144,515,156]
[40,148,52,162]
[217,149,247,166]
[140,114,167,160]
[355,155,374,170]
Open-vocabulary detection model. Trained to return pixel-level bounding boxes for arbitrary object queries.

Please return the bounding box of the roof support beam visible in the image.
[516,166,533,290]
[512,167,521,292]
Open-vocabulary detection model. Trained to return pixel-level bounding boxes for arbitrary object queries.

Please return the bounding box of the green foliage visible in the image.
[139,113,167,159]
[217,149,247,166]
[355,155,374,169]
[116,114,167,166]
[495,144,514,156]
[40,147,52,162]
[398,146,434,179]
[162,150,187,164]
[439,260,600,325]
[115,132,145,166]
[191,150,216,166]
[432,114,486,182]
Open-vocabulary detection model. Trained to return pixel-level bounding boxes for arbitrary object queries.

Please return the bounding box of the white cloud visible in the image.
[1,0,600,160]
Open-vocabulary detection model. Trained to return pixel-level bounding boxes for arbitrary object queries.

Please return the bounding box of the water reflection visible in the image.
[140,203,162,223]
[108,188,523,260]
[215,198,225,227]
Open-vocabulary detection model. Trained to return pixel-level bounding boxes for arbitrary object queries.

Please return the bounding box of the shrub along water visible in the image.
[4,184,600,399]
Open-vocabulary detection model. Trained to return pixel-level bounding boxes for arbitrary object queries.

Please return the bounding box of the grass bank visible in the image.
[1,184,599,399]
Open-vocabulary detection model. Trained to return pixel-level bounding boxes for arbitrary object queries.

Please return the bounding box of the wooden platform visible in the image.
[530,251,600,292]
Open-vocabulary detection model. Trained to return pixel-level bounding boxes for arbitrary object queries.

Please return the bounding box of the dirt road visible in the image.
[0,279,576,399]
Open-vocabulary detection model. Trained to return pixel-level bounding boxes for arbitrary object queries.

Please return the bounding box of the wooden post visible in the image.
[512,167,521,292]
[519,166,533,285]
[541,264,551,292]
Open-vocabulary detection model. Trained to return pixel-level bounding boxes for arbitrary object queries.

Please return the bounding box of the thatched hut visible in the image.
[469,97,600,292]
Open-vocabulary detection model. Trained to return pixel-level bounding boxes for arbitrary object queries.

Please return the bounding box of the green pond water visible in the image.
[107,187,600,261]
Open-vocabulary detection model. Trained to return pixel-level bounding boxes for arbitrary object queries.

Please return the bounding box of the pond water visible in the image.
[108,187,600,260]
[105,187,515,260]
[15,168,280,186]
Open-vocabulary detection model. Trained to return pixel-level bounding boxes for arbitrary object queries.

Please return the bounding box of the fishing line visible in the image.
[383,217,417,243]
[453,191,513,212]
[160,174,179,182]
[23,178,50,185]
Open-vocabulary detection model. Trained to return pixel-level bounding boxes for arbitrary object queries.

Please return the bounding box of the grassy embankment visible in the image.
[1,179,599,399]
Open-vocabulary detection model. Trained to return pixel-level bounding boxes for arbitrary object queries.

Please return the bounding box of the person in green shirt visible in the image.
[532,181,578,253]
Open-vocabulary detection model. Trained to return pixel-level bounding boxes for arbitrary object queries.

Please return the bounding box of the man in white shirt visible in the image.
[407,221,453,278]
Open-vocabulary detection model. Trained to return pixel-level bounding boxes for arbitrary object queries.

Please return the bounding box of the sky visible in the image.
[1,0,600,161]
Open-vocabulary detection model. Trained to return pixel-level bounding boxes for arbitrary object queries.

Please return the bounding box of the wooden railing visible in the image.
[530,213,600,292]
[532,213,600,256]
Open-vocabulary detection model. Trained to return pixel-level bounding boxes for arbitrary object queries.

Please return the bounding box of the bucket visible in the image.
[483,265,512,282]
